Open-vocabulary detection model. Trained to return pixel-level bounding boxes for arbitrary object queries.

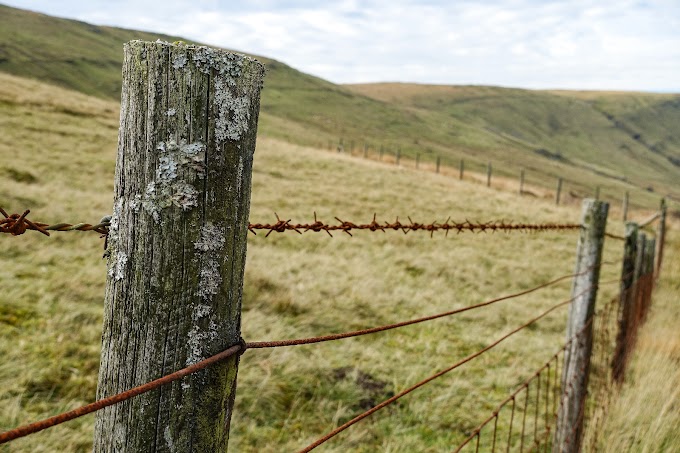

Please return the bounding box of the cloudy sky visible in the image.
[5,0,680,92]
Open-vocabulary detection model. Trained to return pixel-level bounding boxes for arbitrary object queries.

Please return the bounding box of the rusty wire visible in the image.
[0,268,596,445]
[296,292,588,453]
[1,208,629,242]
[0,343,245,444]
[0,207,109,236]
[453,316,595,452]
[249,213,583,237]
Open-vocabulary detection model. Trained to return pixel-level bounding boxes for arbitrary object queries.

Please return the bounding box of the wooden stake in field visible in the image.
[93,41,264,452]
[396,148,401,166]
[655,198,667,278]
[612,222,638,383]
[553,199,609,453]
[556,177,563,205]
[486,162,492,187]
[459,159,464,180]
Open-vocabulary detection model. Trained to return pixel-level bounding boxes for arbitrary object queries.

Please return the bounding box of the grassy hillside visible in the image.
[1,4,679,213]
[1,71,677,452]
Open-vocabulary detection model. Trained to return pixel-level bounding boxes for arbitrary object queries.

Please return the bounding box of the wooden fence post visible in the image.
[415,153,420,169]
[459,159,464,180]
[93,41,264,452]
[553,199,609,453]
[612,222,638,383]
[556,178,563,205]
[641,237,656,321]
[655,198,667,278]
[622,191,629,222]
[363,143,368,159]
[396,148,401,166]
[486,162,492,187]
[379,145,384,161]
[436,156,441,173]
[632,232,647,329]
[519,169,525,195]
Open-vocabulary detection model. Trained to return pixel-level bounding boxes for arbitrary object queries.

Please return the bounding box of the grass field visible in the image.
[2,4,680,215]
[1,72,678,452]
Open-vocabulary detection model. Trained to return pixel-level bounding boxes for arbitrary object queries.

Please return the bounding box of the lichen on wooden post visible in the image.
[553,199,609,453]
[93,40,265,452]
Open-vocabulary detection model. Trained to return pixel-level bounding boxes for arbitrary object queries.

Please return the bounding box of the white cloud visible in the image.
[4,0,680,91]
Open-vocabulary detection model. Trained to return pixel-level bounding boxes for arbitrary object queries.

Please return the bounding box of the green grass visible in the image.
[3,72,678,452]
[1,4,679,213]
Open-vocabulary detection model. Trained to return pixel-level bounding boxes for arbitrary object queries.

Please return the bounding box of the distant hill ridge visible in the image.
[1,3,678,207]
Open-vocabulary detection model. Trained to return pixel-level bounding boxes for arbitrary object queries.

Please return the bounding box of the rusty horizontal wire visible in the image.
[296,294,584,453]
[0,342,245,444]
[1,208,589,239]
[248,213,583,237]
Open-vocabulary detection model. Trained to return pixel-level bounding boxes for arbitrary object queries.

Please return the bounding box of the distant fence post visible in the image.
[641,237,656,321]
[611,222,638,383]
[338,137,344,153]
[632,233,647,328]
[379,145,384,161]
[555,178,563,205]
[459,159,464,180]
[655,198,667,278]
[396,149,401,166]
[415,153,420,169]
[553,199,609,453]
[622,191,629,221]
[486,162,492,187]
[436,156,441,173]
[519,169,525,195]
[363,143,368,159]
[93,41,264,452]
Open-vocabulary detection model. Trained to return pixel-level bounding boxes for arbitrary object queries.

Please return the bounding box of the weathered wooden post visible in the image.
[641,237,656,321]
[612,222,638,383]
[93,41,264,452]
[622,191,629,221]
[632,233,647,330]
[486,162,492,187]
[519,169,525,195]
[655,198,667,278]
[396,148,401,166]
[553,199,609,453]
[415,153,420,169]
[556,178,563,205]
[459,159,464,180]
[436,156,441,173]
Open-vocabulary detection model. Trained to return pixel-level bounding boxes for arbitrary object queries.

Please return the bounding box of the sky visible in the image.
[4,0,680,92]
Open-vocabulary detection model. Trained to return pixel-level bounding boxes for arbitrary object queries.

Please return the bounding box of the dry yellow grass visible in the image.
[0,72,676,452]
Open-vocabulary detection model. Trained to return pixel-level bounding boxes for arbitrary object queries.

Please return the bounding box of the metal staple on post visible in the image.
[553,199,609,453]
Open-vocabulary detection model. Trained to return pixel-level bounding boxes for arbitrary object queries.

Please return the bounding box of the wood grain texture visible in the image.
[93,40,264,452]
[554,199,609,453]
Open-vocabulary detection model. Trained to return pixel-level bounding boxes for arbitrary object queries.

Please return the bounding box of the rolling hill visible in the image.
[1,3,679,210]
